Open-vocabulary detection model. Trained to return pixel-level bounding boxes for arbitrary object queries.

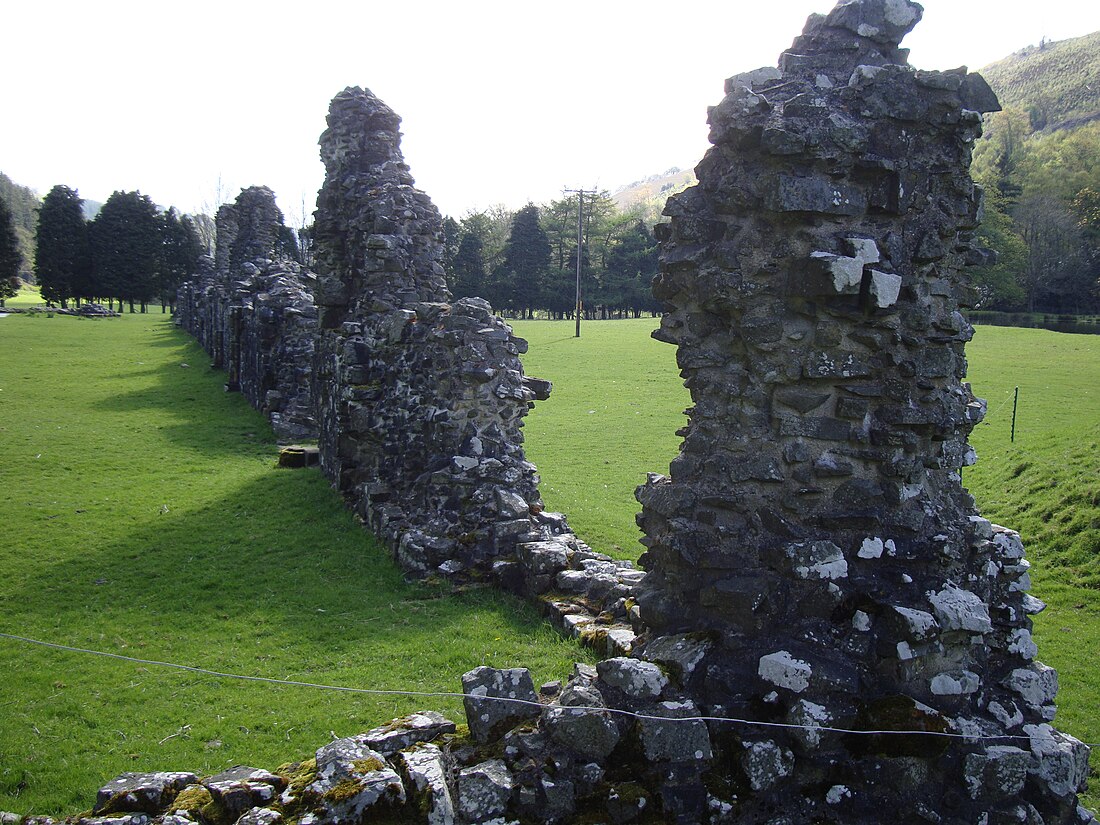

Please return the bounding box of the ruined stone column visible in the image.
[311,87,557,575]
[227,185,283,275]
[208,203,239,369]
[636,1,1091,821]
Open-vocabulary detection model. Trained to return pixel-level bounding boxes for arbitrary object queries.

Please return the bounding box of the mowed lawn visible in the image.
[0,311,593,815]
[1,304,1096,814]
[517,318,1100,808]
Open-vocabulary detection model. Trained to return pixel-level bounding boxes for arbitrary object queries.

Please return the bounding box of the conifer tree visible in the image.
[159,209,203,311]
[451,232,486,299]
[496,204,550,318]
[0,197,21,305]
[90,191,162,312]
[35,185,89,308]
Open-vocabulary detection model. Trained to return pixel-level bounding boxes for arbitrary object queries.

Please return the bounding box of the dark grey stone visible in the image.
[462,666,540,743]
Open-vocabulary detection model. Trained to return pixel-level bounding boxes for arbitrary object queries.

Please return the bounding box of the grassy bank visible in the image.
[0,312,593,815]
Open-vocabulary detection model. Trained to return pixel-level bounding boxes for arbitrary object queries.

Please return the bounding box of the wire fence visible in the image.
[3,631,1096,746]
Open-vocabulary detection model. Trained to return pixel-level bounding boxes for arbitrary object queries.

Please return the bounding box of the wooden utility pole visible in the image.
[564,187,596,338]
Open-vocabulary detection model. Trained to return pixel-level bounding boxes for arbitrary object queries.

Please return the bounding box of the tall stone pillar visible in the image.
[636,1,1091,821]
[311,87,554,575]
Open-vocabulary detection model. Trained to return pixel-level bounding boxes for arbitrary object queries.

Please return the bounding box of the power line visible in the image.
[3,631,1093,745]
[563,187,597,338]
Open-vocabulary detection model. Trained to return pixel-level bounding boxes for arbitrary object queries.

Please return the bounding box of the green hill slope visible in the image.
[0,173,40,277]
[611,167,695,223]
[980,30,1100,130]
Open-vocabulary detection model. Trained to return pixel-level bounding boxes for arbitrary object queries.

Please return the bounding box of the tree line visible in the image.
[440,191,661,320]
[971,113,1100,314]
[20,185,204,312]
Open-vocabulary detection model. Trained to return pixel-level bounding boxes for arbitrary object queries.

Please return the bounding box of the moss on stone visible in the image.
[171,783,232,825]
[172,784,214,813]
[278,758,318,801]
[351,756,386,774]
[323,778,364,804]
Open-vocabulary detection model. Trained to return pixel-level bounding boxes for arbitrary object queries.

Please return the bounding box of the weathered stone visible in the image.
[202,767,286,820]
[741,740,795,791]
[928,584,993,633]
[758,651,812,693]
[235,809,282,825]
[78,816,149,825]
[363,711,456,754]
[304,736,405,823]
[636,699,712,763]
[596,657,668,699]
[457,759,514,822]
[462,666,540,743]
[543,683,620,760]
[1024,724,1091,798]
[963,746,1030,800]
[396,744,455,825]
[639,634,712,680]
[1005,664,1059,710]
[95,772,198,816]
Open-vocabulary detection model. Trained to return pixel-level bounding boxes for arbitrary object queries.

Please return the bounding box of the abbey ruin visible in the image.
[43,1,1092,824]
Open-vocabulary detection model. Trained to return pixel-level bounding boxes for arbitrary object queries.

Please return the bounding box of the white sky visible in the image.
[2,1,1096,224]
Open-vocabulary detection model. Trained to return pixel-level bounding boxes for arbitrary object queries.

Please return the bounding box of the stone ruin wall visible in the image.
[94,3,1092,823]
[172,94,646,648]
[176,186,318,443]
[304,85,646,646]
[629,1,1091,821]
[309,87,554,575]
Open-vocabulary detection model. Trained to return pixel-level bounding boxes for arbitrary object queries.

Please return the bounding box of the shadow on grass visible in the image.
[89,337,279,457]
[10,466,560,674]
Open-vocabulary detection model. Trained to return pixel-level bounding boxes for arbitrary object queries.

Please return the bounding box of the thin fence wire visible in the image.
[4,631,1097,746]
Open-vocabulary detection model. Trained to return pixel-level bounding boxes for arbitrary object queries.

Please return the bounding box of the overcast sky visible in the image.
[2,1,1096,223]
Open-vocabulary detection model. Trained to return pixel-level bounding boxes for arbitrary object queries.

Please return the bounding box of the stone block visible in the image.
[770,175,867,216]
[597,658,669,699]
[305,737,405,823]
[202,767,285,820]
[457,760,514,822]
[461,667,540,743]
[363,711,456,755]
[95,773,199,816]
[396,745,454,825]
[636,700,713,763]
[543,684,620,761]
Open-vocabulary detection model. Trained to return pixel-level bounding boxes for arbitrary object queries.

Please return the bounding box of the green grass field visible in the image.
[1,307,1096,814]
[5,283,42,309]
[0,311,593,815]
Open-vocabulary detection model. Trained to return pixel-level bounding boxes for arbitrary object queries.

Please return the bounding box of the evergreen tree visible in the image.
[0,197,21,305]
[451,232,486,299]
[276,224,300,262]
[603,221,659,317]
[90,191,162,312]
[441,216,462,288]
[160,209,202,311]
[496,204,550,318]
[35,185,89,308]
